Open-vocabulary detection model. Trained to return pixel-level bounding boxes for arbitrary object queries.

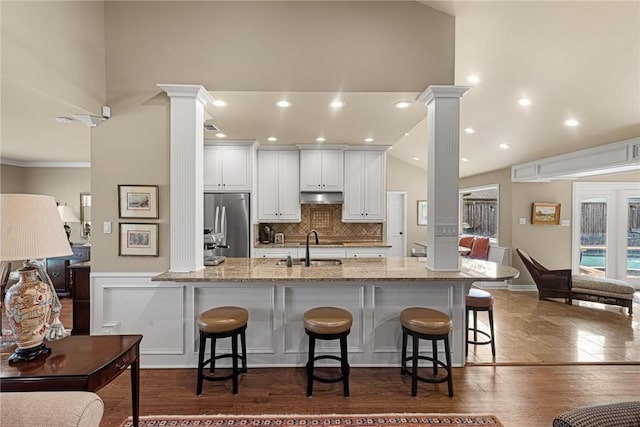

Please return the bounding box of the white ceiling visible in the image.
[2,1,639,179]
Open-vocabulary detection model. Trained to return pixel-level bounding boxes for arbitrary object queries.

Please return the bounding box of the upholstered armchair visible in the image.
[516,248,572,303]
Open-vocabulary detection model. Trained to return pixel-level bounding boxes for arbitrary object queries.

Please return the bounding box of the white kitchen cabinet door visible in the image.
[257,151,280,221]
[363,150,385,220]
[299,150,323,191]
[343,151,366,221]
[342,150,385,222]
[258,150,300,222]
[221,146,251,191]
[204,144,252,192]
[299,149,343,192]
[277,151,301,221]
[320,150,344,191]
[203,145,223,190]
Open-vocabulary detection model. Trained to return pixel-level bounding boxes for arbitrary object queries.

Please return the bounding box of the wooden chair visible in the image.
[516,248,572,303]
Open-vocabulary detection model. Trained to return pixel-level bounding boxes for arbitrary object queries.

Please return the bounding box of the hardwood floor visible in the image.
[3,291,639,427]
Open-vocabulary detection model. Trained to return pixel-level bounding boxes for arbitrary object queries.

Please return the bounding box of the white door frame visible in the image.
[386,191,407,257]
[573,182,640,288]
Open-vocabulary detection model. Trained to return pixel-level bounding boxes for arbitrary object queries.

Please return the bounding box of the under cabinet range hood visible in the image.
[299,192,344,204]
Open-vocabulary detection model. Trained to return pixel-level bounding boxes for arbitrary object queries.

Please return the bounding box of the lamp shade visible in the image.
[1,194,73,261]
[58,205,81,223]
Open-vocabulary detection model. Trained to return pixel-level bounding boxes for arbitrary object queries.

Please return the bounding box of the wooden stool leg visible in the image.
[231,332,239,395]
[209,336,217,374]
[473,310,478,342]
[197,331,206,395]
[340,335,350,398]
[488,307,496,357]
[411,334,419,397]
[444,335,453,397]
[306,335,316,397]
[240,329,248,373]
[431,338,438,376]
[401,330,408,375]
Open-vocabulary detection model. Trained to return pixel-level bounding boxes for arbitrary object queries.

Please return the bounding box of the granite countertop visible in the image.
[152,257,520,283]
[255,242,392,248]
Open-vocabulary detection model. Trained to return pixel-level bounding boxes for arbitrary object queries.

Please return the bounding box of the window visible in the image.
[459,184,498,241]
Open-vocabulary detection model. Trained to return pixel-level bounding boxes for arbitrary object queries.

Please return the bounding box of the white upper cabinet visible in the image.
[204,143,252,192]
[343,149,386,222]
[258,150,300,222]
[300,149,343,192]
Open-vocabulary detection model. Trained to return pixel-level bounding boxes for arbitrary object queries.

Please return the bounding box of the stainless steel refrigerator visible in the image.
[204,193,251,258]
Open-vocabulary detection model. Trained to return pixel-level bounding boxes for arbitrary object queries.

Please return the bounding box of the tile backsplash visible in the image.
[257,204,382,243]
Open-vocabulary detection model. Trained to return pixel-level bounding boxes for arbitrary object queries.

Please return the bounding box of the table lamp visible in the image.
[1,194,73,363]
[58,204,81,245]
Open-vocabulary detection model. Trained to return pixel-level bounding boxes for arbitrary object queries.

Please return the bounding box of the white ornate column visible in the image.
[158,84,214,272]
[418,85,471,271]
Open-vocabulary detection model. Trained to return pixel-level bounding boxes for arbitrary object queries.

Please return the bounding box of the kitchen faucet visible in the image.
[305,229,319,267]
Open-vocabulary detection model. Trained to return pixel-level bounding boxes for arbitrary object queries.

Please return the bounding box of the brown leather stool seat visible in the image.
[303,307,352,398]
[196,306,248,396]
[465,288,495,358]
[400,307,453,397]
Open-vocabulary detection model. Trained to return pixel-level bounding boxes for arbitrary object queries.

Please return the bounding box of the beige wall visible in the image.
[0,165,90,242]
[386,155,428,255]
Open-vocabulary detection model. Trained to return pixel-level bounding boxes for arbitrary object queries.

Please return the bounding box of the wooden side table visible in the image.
[1,334,142,426]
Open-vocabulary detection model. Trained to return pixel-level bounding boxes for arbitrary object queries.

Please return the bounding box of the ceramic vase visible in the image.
[3,266,53,362]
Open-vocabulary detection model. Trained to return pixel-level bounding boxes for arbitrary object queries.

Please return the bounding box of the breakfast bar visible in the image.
[150,257,519,368]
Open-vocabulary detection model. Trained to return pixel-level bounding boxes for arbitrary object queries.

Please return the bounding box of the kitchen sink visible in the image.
[275,258,343,267]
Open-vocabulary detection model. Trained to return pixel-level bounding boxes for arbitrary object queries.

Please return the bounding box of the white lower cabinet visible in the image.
[253,248,300,259]
[346,247,390,258]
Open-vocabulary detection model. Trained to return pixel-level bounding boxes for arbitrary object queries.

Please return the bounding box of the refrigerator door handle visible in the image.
[221,205,227,246]
[214,206,220,234]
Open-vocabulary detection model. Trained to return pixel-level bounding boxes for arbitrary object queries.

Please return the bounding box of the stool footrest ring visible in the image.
[401,356,451,384]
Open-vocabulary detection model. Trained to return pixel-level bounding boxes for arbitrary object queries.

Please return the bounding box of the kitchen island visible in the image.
[143,257,518,368]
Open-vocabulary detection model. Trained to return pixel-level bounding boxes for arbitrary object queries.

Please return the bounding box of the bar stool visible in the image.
[196,306,248,395]
[466,288,495,357]
[400,307,453,397]
[303,306,352,398]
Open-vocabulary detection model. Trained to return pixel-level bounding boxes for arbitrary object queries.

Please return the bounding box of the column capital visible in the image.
[418,85,471,105]
[157,84,215,106]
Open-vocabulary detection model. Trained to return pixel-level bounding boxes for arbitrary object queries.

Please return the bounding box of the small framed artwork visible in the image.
[119,223,159,256]
[118,185,159,219]
[417,200,428,225]
[531,202,561,225]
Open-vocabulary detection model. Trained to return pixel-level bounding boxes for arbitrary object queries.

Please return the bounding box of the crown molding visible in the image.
[0,158,90,168]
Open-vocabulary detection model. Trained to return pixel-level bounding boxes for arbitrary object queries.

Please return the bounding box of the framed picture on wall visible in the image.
[118,185,159,219]
[119,223,159,256]
[531,202,561,225]
[417,200,428,225]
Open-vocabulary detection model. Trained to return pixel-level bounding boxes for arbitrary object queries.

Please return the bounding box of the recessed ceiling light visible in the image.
[518,98,531,106]
[316,137,326,142]
[55,116,73,123]
[213,99,227,107]
[364,137,374,143]
[394,101,412,109]
[564,119,580,127]
[467,74,480,84]
[404,132,409,137]
[464,127,475,134]
[329,100,345,108]
[461,158,470,162]
[276,100,291,108]
[413,157,420,161]
[267,137,278,142]
[215,132,226,138]
[499,143,510,149]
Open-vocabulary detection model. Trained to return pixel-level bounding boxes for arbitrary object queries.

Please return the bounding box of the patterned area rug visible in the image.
[119,413,504,427]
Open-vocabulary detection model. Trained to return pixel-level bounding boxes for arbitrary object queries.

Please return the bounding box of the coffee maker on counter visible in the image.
[260,224,274,244]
